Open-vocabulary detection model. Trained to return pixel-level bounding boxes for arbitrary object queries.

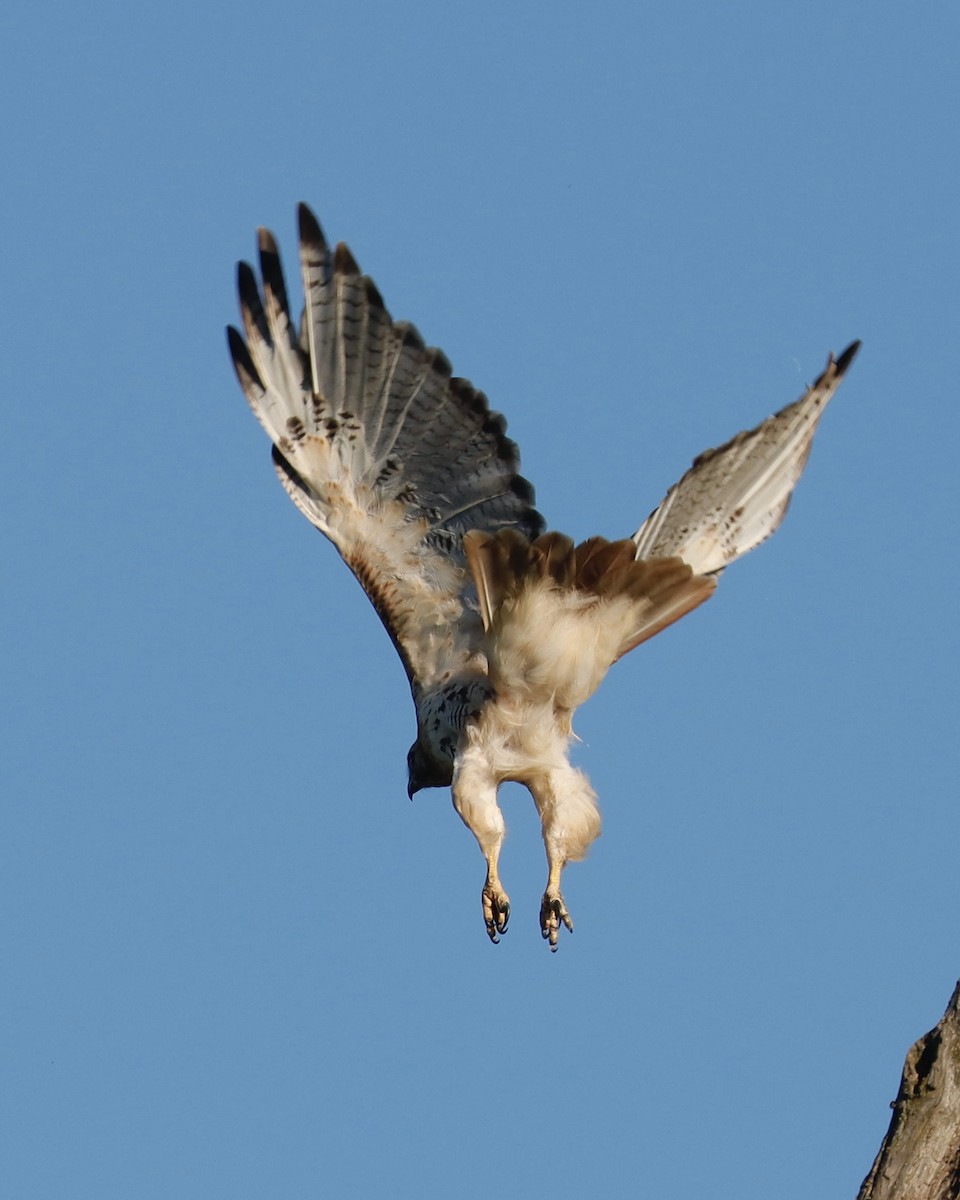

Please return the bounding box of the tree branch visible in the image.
[858,982,960,1200]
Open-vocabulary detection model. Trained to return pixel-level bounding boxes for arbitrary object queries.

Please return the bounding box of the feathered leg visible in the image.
[529,767,601,951]
[451,749,510,943]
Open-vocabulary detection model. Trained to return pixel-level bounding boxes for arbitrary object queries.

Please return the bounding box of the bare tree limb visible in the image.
[858,982,960,1200]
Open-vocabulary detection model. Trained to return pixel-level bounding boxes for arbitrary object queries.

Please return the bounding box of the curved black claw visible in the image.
[540,891,573,952]
[482,884,511,944]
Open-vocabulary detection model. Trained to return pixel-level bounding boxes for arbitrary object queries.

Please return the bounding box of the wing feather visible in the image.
[631,342,860,574]
[229,204,544,692]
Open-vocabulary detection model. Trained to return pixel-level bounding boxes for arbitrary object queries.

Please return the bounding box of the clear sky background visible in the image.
[3,2,958,1197]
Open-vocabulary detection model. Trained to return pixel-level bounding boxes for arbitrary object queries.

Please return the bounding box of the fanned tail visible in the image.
[464,530,716,708]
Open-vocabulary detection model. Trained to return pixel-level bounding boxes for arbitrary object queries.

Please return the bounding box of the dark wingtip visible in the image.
[257,226,290,315]
[427,347,453,379]
[226,325,263,389]
[297,202,328,250]
[334,241,360,276]
[363,275,385,311]
[834,339,861,375]
[257,227,278,256]
[396,321,425,352]
[236,258,257,297]
[509,473,537,508]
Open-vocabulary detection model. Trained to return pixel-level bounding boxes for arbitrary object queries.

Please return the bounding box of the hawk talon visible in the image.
[540,892,574,951]
[482,883,510,943]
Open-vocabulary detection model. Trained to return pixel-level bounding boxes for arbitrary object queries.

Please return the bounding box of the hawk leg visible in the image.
[540,844,574,951]
[530,766,601,952]
[452,752,510,944]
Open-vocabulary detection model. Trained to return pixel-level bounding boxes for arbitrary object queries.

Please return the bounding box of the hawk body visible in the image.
[229,203,859,949]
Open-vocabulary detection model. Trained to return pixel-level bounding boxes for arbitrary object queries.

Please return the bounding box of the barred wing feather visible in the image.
[632,342,860,575]
[228,204,544,689]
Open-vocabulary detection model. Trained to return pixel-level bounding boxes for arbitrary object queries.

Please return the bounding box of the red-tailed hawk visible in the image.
[228,204,859,950]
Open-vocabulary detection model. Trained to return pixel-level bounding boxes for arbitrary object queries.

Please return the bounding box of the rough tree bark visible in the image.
[858,982,960,1200]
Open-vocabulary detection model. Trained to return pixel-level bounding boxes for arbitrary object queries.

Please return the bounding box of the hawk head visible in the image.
[406,739,453,799]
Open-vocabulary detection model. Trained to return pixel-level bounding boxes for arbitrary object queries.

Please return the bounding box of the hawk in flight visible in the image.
[229,203,858,950]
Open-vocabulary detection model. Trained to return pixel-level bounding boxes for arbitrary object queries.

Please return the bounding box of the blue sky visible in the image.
[3,2,958,1196]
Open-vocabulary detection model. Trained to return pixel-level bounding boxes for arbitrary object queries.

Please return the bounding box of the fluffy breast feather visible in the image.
[487,588,630,712]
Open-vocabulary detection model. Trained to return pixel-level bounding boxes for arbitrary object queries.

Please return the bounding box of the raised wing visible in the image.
[632,342,860,574]
[228,204,544,689]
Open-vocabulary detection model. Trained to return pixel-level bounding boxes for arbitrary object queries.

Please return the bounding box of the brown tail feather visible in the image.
[465,530,584,629]
[535,532,577,588]
[614,568,716,660]
[574,537,636,591]
[464,529,716,655]
[464,529,536,629]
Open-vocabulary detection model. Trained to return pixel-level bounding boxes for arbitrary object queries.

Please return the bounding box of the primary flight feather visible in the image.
[229,203,859,950]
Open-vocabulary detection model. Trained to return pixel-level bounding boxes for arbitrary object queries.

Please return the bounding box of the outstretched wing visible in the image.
[632,342,860,573]
[228,204,544,690]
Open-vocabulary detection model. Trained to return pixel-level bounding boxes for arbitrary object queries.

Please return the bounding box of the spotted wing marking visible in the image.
[632,342,860,575]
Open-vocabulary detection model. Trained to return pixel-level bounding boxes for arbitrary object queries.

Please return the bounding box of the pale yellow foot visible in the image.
[540,889,573,952]
[482,880,511,943]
